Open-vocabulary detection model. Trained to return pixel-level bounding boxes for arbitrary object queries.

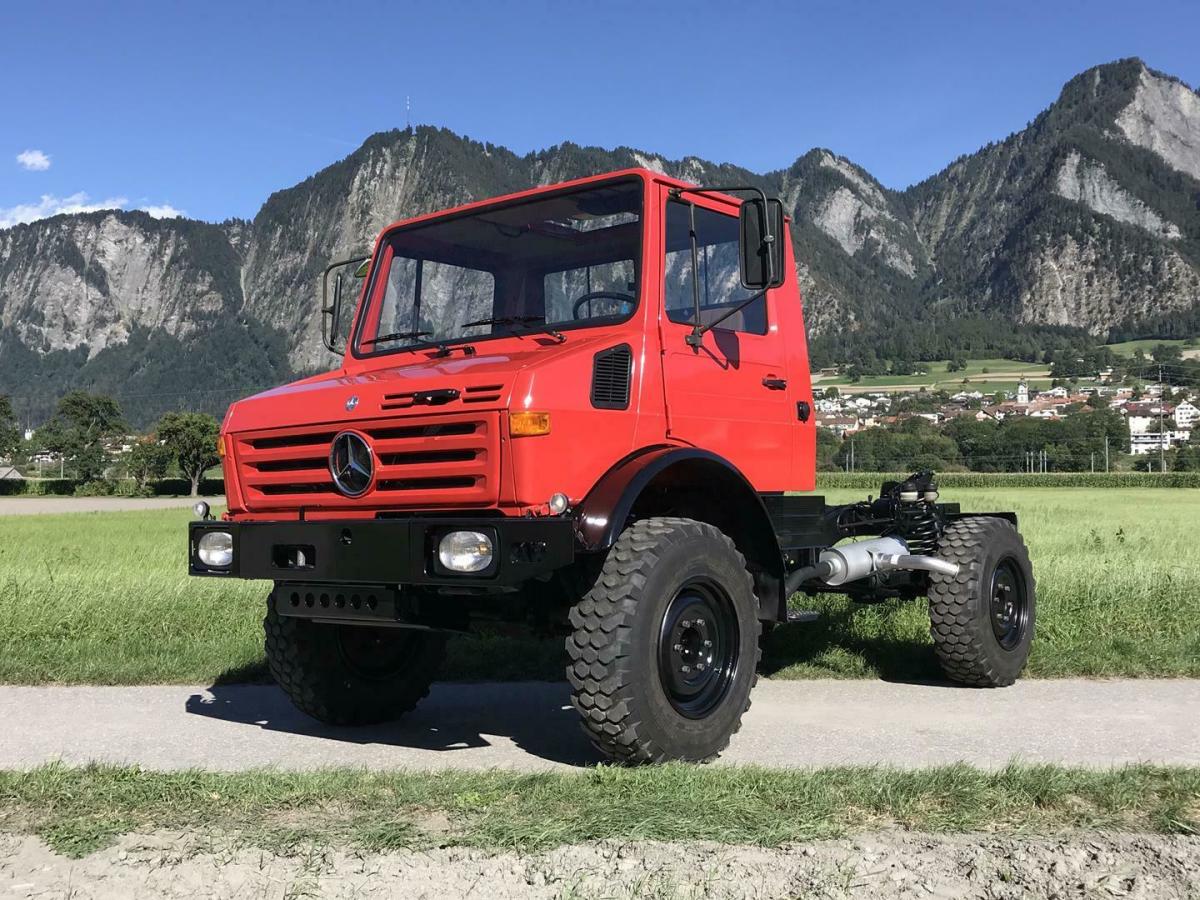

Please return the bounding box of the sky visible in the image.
[2,0,1198,226]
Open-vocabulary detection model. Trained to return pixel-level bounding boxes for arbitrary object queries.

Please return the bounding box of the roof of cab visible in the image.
[375,167,742,238]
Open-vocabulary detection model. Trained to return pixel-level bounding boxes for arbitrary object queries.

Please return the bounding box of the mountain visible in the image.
[2,58,1197,426]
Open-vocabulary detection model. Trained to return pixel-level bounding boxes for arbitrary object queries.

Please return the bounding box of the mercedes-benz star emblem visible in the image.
[329,431,373,497]
[345,395,359,412]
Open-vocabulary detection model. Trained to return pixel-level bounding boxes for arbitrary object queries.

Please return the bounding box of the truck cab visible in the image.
[190,169,1035,763]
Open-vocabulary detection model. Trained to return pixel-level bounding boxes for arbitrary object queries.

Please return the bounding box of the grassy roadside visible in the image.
[1,488,1198,684]
[2,763,1196,859]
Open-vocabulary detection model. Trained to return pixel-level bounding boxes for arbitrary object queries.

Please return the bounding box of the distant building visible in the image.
[1175,400,1200,430]
[23,428,35,442]
[816,415,859,437]
[1130,431,1191,455]
[1016,381,1029,405]
[0,466,23,481]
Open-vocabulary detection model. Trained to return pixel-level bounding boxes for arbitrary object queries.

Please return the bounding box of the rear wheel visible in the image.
[928,517,1035,686]
[264,600,446,725]
[566,517,760,763]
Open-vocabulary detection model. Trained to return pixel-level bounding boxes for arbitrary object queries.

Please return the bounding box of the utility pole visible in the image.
[1159,364,1166,473]
[1091,452,1095,473]
[1105,437,1109,473]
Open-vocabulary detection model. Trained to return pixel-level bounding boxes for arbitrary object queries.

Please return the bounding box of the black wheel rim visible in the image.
[657,578,740,719]
[989,557,1030,651]
[335,626,414,680]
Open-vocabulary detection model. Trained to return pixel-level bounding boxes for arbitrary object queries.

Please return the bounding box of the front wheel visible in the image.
[928,516,1036,686]
[566,517,761,764]
[264,602,446,726]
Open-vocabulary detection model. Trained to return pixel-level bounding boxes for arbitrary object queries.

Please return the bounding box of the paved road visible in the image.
[0,495,225,516]
[2,679,1196,771]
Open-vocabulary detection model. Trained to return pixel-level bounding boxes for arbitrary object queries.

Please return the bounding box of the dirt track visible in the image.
[3,679,1199,771]
[0,496,225,516]
[2,830,1196,899]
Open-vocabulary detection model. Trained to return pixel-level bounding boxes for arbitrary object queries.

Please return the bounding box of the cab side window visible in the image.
[664,201,767,335]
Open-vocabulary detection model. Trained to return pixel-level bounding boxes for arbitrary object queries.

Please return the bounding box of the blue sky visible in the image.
[2,0,1197,225]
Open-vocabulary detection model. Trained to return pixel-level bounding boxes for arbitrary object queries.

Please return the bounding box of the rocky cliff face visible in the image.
[1,59,1198,420]
[0,211,241,356]
[907,59,1200,335]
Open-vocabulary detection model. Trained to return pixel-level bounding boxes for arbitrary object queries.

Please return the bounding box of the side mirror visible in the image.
[321,256,370,355]
[739,198,786,290]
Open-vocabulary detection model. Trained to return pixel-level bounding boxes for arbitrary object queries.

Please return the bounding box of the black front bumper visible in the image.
[188,516,576,587]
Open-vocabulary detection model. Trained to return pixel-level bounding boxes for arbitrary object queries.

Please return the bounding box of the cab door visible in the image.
[657,190,794,491]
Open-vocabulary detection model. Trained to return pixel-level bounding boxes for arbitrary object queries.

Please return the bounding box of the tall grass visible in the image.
[1,488,1197,684]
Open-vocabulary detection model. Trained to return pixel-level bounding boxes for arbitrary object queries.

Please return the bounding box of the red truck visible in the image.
[189,169,1035,763]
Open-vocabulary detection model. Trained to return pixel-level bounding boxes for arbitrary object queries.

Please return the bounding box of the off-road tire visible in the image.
[928,516,1035,686]
[566,517,761,764]
[264,603,446,726]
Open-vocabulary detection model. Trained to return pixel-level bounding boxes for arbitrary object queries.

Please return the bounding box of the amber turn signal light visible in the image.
[509,411,551,437]
[216,434,227,458]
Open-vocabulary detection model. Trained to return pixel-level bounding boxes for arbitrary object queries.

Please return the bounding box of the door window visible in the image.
[664,201,767,335]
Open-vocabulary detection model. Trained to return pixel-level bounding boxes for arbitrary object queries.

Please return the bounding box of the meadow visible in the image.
[814,357,1057,394]
[1,488,1197,685]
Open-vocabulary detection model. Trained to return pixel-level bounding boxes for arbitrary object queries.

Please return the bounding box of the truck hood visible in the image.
[224,333,613,434]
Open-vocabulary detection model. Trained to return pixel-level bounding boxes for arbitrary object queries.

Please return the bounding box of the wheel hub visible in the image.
[657,580,739,719]
[989,559,1029,651]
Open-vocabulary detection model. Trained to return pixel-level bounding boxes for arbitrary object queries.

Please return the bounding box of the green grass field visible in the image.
[1,487,1197,685]
[815,358,1057,394]
[1106,337,1198,357]
[4,763,1196,858]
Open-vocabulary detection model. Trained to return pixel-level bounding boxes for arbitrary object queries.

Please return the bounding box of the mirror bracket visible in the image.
[321,255,370,356]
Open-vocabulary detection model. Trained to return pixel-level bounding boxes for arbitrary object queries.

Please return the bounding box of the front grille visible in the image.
[235,412,500,510]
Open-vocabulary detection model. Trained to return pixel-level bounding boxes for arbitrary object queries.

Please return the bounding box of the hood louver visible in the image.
[591,344,632,410]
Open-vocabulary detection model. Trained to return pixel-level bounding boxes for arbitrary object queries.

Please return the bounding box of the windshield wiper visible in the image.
[362,330,433,347]
[461,315,545,329]
[460,315,566,343]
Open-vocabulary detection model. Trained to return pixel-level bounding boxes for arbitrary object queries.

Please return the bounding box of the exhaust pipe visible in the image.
[784,536,960,593]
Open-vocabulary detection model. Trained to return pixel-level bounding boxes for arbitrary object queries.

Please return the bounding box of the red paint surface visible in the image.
[221,169,815,520]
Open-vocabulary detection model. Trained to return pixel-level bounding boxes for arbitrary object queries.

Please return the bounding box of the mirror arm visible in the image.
[687,287,769,346]
[669,184,777,280]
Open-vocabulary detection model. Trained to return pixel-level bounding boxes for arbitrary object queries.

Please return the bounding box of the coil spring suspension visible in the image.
[895,502,939,556]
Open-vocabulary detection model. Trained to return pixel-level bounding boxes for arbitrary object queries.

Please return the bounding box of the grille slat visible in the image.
[234,412,498,510]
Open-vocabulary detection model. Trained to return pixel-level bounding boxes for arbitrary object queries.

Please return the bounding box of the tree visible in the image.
[0,394,19,459]
[126,437,173,489]
[158,412,220,496]
[823,386,840,400]
[37,391,126,482]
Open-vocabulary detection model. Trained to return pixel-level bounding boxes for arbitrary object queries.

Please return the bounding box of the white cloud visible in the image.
[0,193,186,229]
[140,203,185,219]
[16,149,51,171]
[0,192,129,228]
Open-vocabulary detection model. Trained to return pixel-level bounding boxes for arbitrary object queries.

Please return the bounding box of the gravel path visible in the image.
[1,830,1196,899]
[0,495,224,516]
[3,679,1197,771]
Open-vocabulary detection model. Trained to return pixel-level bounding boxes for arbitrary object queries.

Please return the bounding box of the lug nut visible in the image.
[695,618,705,626]
[696,663,706,672]
[703,639,712,647]
[673,643,682,652]
[681,665,691,673]
[680,620,692,629]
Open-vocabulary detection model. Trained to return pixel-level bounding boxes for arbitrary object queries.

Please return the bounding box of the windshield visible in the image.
[353,178,642,356]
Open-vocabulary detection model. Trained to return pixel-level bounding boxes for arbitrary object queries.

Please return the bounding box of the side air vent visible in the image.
[591,344,632,410]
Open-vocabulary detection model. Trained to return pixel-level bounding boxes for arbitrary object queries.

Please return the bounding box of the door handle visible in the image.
[762,377,788,390]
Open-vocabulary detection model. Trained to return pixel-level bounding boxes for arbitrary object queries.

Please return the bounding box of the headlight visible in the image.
[192,501,211,520]
[197,531,234,568]
[437,530,494,573]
